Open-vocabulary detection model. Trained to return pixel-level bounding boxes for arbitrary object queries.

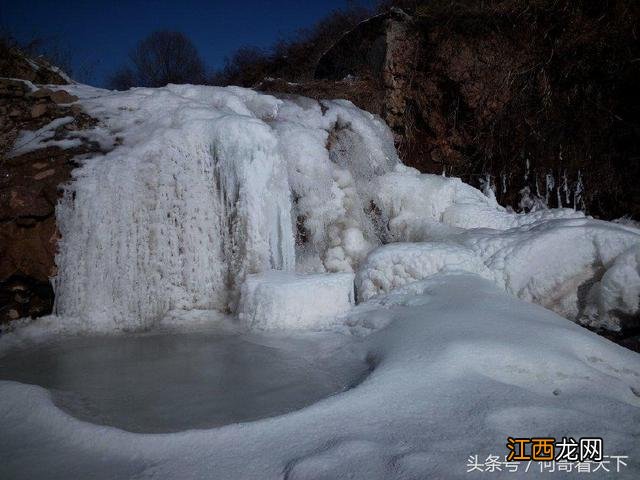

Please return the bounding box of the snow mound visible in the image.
[358,218,640,329]
[370,165,583,242]
[582,244,640,331]
[240,271,355,330]
[355,242,495,302]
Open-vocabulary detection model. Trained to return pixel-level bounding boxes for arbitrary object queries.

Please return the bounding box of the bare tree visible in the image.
[210,47,270,87]
[108,67,137,90]
[210,5,370,86]
[108,31,205,90]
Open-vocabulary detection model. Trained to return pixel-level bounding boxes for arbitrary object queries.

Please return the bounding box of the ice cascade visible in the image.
[52,85,398,330]
[49,84,640,333]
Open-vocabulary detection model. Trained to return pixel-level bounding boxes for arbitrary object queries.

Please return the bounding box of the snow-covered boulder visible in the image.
[582,244,640,331]
[355,243,495,302]
[239,271,355,330]
[357,217,640,330]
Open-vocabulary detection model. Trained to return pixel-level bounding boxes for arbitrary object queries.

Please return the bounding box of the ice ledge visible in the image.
[239,271,355,331]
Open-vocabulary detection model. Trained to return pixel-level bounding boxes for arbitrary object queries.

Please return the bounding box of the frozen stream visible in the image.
[0,330,370,433]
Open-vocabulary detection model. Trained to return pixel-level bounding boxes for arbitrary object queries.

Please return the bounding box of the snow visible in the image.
[8,116,82,157]
[358,164,640,330]
[355,242,495,302]
[240,271,355,330]
[370,164,583,242]
[357,217,640,329]
[2,81,639,478]
[582,244,640,331]
[1,275,639,479]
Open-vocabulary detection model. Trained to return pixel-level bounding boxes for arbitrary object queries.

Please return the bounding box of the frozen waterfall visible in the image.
[52,85,398,330]
[49,84,640,334]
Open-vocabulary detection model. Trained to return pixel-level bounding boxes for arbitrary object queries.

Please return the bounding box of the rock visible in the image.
[14,292,30,304]
[307,4,640,220]
[27,88,77,104]
[0,45,100,326]
[30,103,48,118]
[0,41,70,85]
[33,168,56,181]
[2,186,52,219]
[50,90,78,104]
[0,78,29,97]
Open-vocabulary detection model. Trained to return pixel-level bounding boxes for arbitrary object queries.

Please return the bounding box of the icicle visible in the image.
[574,170,584,211]
[479,173,498,204]
[545,172,555,206]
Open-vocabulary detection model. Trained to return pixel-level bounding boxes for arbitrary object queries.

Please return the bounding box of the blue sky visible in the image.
[1,0,376,86]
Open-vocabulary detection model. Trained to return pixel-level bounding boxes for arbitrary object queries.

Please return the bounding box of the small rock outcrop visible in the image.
[0,42,71,85]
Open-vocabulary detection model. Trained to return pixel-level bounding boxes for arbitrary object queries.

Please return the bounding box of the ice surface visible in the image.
[240,271,355,330]
[0,329,369,433]
[1,275,639,479]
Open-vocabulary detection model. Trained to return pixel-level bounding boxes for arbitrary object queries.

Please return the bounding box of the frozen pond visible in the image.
[0,330,370,433]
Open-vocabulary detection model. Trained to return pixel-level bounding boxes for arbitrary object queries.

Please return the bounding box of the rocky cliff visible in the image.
[259,1,640,220]
[0,47,100,325]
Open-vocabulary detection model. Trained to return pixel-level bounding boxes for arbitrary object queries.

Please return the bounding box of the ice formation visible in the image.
[51,85,397,331]
[582,244,640,331]
[240,271,354,330]
[33,83,637,333]
[1,82,640,479]
[359,165,640,329]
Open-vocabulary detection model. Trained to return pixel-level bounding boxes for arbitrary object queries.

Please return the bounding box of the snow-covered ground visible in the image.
[1,83,639,478]
[2,275,640,479]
